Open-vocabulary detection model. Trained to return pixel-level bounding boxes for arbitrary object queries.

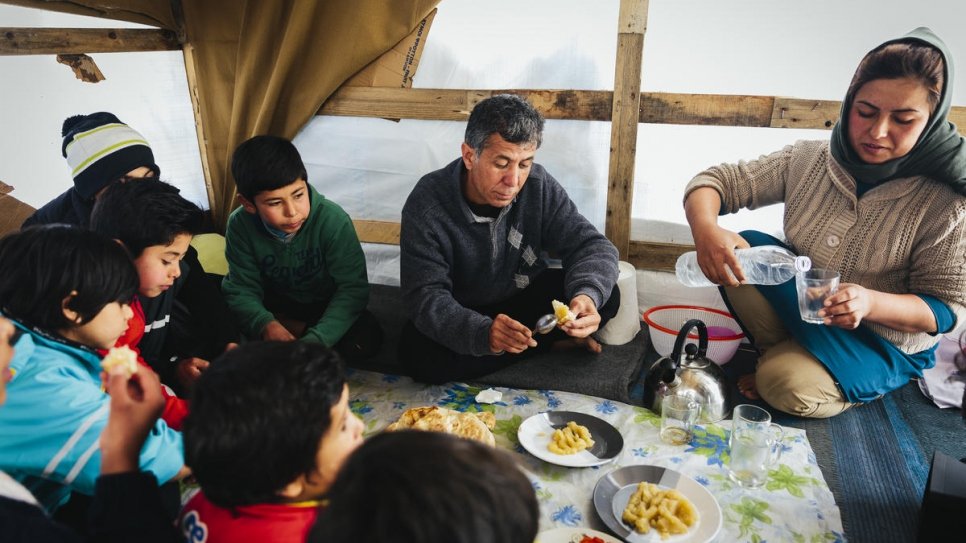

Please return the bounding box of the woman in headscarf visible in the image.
[682,27,966,418]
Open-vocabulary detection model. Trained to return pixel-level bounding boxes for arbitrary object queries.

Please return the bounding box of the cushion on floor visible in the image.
[360,283,649,403]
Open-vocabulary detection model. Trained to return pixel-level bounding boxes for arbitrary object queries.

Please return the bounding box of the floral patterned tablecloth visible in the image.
[347,369,845,543]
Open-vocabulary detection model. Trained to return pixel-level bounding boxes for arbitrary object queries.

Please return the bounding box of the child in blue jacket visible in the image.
[0,225,185,512]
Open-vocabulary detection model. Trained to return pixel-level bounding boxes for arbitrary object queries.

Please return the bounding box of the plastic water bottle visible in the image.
[675,245,811,287]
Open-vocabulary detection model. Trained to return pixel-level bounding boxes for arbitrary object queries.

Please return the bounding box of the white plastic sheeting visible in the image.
[294,0,966,305]
[0,5,208,211]
[295,0,622,285]
[295,115,615,286]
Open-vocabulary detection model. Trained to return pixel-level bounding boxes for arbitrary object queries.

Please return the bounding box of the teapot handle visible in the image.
[670,319,709,360]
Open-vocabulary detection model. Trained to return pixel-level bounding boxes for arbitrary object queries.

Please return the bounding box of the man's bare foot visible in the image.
[550,336,603,354]
[576,336,602,353]
[737,373,760,400]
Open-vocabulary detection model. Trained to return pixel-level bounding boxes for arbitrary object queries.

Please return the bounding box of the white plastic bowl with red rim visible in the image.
[642,305,745,365]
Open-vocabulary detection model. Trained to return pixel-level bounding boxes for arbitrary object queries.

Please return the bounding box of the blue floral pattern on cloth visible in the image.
[349,399,372,416]
[513,395,532,406]
[689,424,730,468]
[346,369,843,542]
[595,400,618,415]
[537,389,562,409]
[551,504,582,526]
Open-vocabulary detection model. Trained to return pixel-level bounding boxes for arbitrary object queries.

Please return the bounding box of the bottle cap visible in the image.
[794,255,812,272]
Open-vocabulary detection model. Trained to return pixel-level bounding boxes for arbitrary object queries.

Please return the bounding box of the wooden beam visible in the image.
[320,86,966,136]
[514,89,613,120]
[323,88,483,121]
[950,107,966,130]
[322,86,780,125]
[641,92,774,127]
[323,86,966,138]
[605,0,648,258]
[628,240,693,273]
[320,87,612,121]
[771,98,840,130]
[354,220,401,245]
[772,98,966,131]
[0,28,180,55]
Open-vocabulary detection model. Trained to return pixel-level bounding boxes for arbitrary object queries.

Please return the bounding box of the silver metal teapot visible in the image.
[642,318,733,423]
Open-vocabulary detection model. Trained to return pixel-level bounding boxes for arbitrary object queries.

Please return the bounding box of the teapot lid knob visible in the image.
[671,319,710,359]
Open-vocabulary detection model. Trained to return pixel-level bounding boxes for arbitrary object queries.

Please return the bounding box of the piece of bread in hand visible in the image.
[552,299,576,325]
[100,345,139,377]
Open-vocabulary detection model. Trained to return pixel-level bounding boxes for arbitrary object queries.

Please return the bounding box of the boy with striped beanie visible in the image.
[22,112,159,228]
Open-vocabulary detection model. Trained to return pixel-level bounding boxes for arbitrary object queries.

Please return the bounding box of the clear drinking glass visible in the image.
[796,268,840,324]
[660,394,700,445]
[728,404,784,488]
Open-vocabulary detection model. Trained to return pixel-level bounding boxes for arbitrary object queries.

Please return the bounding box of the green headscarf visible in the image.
[829,27,966,195]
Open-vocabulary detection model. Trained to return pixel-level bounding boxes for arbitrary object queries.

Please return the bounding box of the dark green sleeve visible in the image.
[301,203,370,346]
[222,214,277,338]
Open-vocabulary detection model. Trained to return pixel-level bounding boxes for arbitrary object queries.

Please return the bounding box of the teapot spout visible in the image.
[641,356,679,413]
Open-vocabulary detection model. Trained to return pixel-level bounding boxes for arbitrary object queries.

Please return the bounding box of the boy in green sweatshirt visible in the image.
[222,135,382,360]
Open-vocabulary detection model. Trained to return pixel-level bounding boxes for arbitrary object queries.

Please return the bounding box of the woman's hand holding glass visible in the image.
[818,283,873,329]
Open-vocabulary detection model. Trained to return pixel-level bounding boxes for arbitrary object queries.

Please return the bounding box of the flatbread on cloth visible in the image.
[386,406,496,446]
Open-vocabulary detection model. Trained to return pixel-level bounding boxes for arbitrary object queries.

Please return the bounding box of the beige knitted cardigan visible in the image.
[684,139,966,354]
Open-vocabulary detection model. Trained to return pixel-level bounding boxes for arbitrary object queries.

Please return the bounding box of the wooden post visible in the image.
[606,0,648,259]
[181,42,217,216]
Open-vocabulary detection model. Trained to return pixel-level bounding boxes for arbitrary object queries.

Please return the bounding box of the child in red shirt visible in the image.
[90,179,208,431]
[179,341,362,543]
[100,297,188,430]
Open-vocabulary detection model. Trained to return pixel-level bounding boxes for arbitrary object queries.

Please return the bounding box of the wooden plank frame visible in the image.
[0,28,179,55]
[605,0,648,258]
[323,87,966,132]
[182,42,216,215]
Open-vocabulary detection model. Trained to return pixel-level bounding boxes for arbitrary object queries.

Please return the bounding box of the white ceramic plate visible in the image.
[517,411,623,468]
[534,526,622,543]
[593,465,722,543]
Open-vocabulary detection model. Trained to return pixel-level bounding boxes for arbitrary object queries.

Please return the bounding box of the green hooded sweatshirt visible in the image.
[222,183,369,346]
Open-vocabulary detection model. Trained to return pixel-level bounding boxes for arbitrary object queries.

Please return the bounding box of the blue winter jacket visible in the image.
[0,320,184,511]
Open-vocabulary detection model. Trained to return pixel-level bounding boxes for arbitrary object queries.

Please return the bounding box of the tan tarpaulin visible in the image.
[182,0,441,229]
[4,0,441,229]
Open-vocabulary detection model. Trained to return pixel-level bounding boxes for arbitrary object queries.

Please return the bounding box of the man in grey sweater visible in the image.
[399,95,620,384]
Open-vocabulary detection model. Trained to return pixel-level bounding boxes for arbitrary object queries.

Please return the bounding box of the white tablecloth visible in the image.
[347,369,844,542]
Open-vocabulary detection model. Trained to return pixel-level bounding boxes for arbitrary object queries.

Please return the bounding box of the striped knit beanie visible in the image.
[61,112,160,199]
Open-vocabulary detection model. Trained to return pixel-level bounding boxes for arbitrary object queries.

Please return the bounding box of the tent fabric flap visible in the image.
[182,0,442,230]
